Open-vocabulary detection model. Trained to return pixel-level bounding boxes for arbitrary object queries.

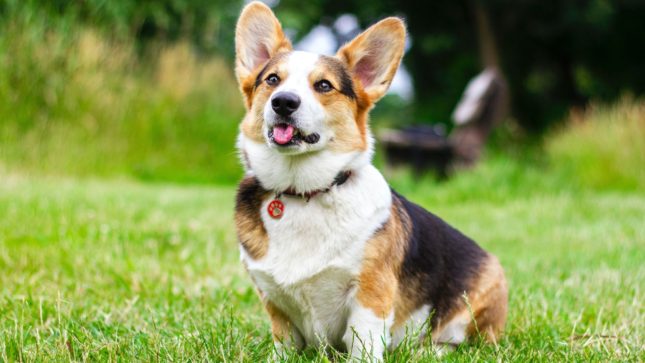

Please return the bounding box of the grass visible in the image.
[1,152,643,361]
[545,97,645,191]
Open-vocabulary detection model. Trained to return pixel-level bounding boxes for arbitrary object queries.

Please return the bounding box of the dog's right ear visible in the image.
[336,17,406,103]
[235,2,291,99]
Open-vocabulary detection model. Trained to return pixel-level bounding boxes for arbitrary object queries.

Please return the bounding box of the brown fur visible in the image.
[236,12,405,154]
[355,197,410,318]
[464,255,508,342]
[332,17,406,152]
[355,196,434,335]
[393,277,426,331]
[431,254,508,344]
[311,57,368,152]
[387,200,434,332]
[241,52,290,109]
[265,300,295,342]
[357,196,507,343]
[239,49,375,153]
[234,177,270,260]
[240,54,291,143]
[239,111,265,144]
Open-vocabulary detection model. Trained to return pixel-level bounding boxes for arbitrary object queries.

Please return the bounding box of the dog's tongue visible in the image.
[273,124,294,144]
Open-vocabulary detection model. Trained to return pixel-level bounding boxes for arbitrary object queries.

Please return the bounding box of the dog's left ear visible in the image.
[336,17,406,102]
[235,2,292,86]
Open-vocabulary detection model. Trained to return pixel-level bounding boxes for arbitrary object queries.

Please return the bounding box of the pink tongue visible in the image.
[273,124,295,144]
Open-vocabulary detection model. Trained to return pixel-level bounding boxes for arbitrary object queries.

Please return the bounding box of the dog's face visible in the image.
[235,2,405,157]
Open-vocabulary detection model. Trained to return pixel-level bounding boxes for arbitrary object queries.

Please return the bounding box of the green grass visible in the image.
[1,154,643,361]
[545,97,645,191]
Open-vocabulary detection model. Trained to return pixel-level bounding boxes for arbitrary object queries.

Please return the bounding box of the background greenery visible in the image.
[0,0,243,183]
[5,0,643,132]
[0,0,643,361]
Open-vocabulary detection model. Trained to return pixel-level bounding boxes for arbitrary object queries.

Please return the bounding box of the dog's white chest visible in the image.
[241,166,392,346]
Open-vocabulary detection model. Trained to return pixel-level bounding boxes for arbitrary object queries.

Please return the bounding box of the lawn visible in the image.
[1,156,643,362]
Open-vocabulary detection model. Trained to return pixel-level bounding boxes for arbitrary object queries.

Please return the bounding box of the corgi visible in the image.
[233,2,508,360]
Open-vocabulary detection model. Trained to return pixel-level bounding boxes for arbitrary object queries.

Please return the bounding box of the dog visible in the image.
[233,2,508,360]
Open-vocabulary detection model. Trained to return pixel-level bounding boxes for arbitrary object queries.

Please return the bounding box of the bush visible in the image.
[0,13,244,184]
[545,97,645,191]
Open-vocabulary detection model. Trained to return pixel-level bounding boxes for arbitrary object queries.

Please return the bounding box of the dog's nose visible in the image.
[271,92,301,117]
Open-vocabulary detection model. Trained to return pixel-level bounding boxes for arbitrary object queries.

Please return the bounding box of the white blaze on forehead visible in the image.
[278,51,320,94]
[264,50,325,134]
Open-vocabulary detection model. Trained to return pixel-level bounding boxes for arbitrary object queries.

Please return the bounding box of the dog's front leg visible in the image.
[265,301,304,359]
[342,273,396,361]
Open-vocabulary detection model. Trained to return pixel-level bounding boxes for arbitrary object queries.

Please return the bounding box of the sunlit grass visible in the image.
[1,155,643,361]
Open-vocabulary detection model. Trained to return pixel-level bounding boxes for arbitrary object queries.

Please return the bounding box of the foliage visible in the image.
[0,0,242,54]
[487,0,645,131]
[0,12,243,184]
[545,97,645,191]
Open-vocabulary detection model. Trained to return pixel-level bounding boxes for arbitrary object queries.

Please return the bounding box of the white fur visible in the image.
[433,311,470,345]
[391,304,431,347]
[263,52,324,133]
[239,133,373,194]
[343,302,394,361]
[240,160,392,347]
[430,311,472,357]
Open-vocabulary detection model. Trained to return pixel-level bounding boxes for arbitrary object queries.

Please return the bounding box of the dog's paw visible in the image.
[268,342,288,362]
[433,343,457,357]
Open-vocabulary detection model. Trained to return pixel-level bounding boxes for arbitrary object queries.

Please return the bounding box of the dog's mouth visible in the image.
[269,123,320,146]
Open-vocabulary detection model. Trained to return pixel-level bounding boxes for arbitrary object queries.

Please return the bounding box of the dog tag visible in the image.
[267,199,284,219]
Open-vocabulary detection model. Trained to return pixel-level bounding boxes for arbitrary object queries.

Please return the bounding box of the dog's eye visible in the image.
[314,80,333,93]
[266,74,280,86]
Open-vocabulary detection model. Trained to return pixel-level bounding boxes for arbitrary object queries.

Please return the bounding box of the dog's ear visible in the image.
[336,17,406,102]
[235,2,291,86]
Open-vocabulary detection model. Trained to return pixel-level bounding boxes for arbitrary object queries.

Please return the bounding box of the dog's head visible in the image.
[235,2,406,158]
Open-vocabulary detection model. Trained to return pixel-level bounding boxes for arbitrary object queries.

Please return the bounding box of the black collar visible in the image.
[278,170,352,201]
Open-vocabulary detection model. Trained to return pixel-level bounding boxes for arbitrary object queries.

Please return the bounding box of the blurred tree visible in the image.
[487,0,645,131]
[0,0,243,55]
[277,0,645,133]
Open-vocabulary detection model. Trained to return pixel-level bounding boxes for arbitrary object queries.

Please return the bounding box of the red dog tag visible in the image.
[267,199,284,219]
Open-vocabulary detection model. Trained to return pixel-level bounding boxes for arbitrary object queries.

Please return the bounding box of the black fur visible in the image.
[254,62,270,89]
[393,191,488,326]
[320,56,356,99]
[236,177,267,214]
[254,53,289,89]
